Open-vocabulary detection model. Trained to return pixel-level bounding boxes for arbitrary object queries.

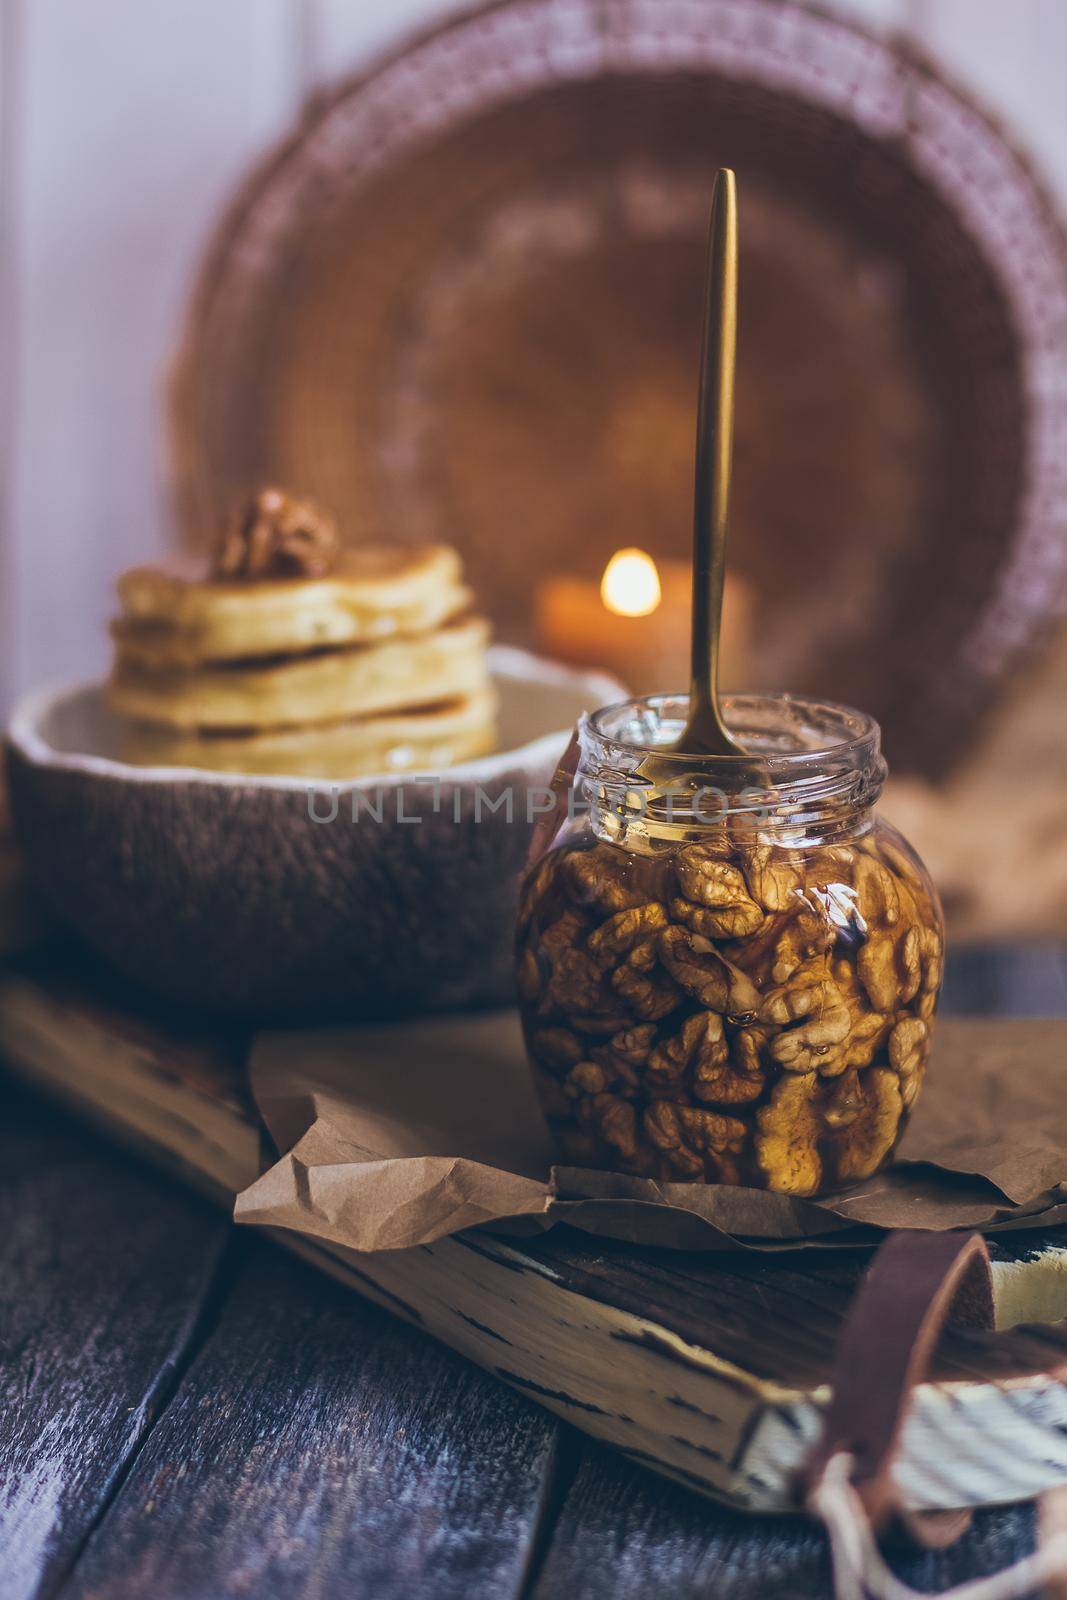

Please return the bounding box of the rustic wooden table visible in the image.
[2,945,1065,1600]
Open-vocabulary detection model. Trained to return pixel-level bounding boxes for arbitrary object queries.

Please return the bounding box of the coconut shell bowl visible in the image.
[7,653,617,1020]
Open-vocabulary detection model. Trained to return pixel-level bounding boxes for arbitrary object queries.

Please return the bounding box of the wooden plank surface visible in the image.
[6,955,1067,1519]
[532,1441,1037,1600]
[0,1084,230,1600]
[0,1082,1045,1600]
[60,1239,560,1600]
[940,942,1067,1018]
[1,941,1065,1597]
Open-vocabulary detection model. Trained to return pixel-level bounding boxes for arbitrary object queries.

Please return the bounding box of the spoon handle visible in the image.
[688,168,740,752]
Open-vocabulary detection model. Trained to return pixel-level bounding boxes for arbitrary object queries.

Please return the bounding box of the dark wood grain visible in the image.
[940,943,1067,1017]
[1,942,1064,1600]
[531,1440,1037,1600]
[0,1085,229,1600]
[60,1240,560,1600]
[502,1225,1067,1390]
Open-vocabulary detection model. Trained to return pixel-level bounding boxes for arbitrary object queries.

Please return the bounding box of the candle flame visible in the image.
[600,548,662,618]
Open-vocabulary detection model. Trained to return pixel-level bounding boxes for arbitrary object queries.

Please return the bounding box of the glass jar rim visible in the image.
[578,691,887,832]
[584,691,882,773]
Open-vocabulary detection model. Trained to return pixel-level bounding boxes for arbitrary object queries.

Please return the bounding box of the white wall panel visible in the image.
[4,0,304,705]
[905,0,1067,201]
[0,0,23,716]
[303,0,454,87]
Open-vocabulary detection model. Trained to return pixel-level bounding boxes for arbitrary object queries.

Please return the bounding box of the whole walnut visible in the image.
[214,487,340,580]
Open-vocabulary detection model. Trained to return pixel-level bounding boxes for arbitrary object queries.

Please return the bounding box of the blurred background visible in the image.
[1,0,1066,941]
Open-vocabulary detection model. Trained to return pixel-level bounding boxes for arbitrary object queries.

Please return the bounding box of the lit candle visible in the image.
[600,548,663,618]
[536,549,750,695]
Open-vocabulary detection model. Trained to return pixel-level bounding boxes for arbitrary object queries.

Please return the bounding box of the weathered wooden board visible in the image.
[531,1441,1037,1600]
[0,958,259,1198]
[0,1083,230,1600]
[4,962,1067,1515]
[292,1222,1067,1515]
[60,1240,559,1600]
[1,1075,1046,1600]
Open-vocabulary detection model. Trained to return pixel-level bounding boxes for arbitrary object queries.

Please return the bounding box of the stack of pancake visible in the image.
[109,491,496,779]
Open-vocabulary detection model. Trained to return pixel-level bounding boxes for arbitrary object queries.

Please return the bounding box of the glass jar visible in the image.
[516,693,943,1198]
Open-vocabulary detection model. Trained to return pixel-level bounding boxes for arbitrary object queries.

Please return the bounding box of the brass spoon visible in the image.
[677,167,746,758]
[636,169,747,781]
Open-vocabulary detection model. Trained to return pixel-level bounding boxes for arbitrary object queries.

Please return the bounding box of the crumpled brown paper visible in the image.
[234,1014,1067,1254]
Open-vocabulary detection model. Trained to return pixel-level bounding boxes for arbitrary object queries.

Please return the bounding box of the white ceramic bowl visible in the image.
[6,648,621,1019]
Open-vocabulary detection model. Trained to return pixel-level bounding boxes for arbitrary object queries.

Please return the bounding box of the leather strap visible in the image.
[803,1230,994,1546]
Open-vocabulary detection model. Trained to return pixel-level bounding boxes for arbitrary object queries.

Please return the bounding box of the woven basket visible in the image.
[170,0,1067,776]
